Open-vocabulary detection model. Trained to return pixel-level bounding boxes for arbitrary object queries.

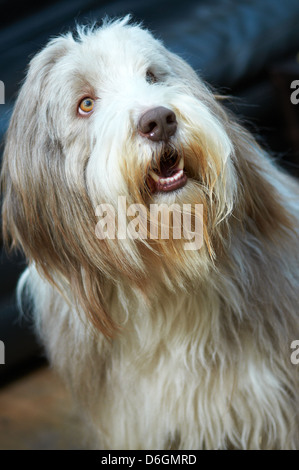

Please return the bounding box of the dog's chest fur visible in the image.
[28,267,293,449]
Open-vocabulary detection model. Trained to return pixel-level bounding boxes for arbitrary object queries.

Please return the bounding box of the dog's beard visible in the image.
[84,98,237,292]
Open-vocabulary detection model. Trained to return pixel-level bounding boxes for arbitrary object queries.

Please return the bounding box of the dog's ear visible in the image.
[164,48,295,242]
[230,125,295,241]
[1,35,121,337]
[1,34,75,253]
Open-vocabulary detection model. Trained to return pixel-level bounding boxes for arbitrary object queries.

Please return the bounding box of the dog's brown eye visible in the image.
[146,70,157,84]
[78,97,95,116]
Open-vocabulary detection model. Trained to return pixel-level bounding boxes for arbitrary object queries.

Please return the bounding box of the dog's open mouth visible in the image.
[147,149,187,193]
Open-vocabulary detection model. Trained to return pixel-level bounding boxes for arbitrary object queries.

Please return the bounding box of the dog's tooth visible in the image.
[173,171,181,181]
[178,158,184,170]
[149,170,159,182]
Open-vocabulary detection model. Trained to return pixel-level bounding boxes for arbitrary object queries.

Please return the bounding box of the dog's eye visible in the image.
[78,97,95,116]
[146,70,157,84]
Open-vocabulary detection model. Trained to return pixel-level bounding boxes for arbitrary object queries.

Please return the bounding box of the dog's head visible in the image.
[3,17,285,335]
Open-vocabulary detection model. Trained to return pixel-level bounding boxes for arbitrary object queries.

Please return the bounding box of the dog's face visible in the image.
[2,17,242,334]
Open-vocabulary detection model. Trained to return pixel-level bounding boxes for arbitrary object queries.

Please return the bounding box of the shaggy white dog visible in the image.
[2,17,299,449]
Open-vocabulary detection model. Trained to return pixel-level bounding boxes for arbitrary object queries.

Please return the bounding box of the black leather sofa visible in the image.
[1,0,299,382]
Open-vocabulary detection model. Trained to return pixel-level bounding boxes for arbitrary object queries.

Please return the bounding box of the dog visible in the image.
[1,16,299,449]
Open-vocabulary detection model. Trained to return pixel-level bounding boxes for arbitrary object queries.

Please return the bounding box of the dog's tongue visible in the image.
[148,157,187,193]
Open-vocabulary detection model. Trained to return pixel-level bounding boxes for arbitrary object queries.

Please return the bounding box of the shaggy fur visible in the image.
[1,17,299,449]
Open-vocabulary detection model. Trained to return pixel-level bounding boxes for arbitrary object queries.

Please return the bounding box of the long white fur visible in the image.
[2,17,299,449]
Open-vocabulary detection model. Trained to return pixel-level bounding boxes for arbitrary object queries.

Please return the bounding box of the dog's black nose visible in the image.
[138,106,177,142]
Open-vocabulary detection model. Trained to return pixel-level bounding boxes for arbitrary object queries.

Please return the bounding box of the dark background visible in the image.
[0,0,299,383]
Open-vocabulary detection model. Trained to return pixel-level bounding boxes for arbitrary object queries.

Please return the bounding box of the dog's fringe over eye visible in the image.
[78,97,95,116]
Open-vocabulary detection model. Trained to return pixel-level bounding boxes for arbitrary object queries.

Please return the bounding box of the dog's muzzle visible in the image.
[138,107,187,193]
